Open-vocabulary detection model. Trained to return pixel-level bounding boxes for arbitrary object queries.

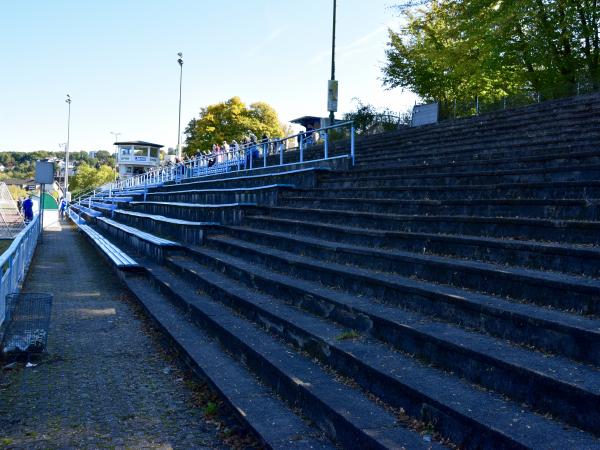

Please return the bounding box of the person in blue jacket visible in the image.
[59,198,67,219]
[22,195,34,222]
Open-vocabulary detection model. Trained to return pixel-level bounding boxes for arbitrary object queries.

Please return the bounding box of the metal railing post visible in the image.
[350,125,355,165]
[300,136,304,163]
[279,141,283,165]
[324,132,329,159]
[263,143,267,168]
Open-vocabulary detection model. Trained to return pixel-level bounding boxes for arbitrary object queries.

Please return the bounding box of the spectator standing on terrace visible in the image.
[59,198,67,219]
[306,125,315,145]
[16,197,22,214]
[248,131,257,145]
[22,195,34,222]
[222,141,230,162]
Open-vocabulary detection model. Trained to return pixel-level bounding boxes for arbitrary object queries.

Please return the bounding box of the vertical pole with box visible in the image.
[35,160,55,242]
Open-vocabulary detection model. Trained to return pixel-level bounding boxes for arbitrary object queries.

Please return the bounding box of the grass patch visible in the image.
[203,401,219,418]
[336,329,361,341]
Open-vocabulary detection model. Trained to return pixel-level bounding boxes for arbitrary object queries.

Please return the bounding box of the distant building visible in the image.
[52,158,75,177]
[114,141,163,179]
[4,178,30,189]
[290,116,345,131]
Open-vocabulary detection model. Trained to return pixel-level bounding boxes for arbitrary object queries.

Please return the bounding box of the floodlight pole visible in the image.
[177,52,184,158]
[65,94,71,201]
[110,131,121,181]
[329,0,337,124]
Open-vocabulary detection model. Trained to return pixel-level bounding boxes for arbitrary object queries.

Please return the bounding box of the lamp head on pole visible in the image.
[65,94,71,104]
[177,52,183,66]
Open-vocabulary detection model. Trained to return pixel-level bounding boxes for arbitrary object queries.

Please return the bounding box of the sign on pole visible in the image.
[327,79,338,113]
[411,102,439,127]
[35,160,54,240]
[35,160,54,184]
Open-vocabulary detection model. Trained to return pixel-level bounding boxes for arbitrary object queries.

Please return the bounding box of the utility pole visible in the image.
[328,0,337,125]
[110,131,121,181]
[65,94,71,201]
[177,52,184,158]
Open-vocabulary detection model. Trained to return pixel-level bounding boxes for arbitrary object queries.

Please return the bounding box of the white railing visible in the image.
[0,214,40,327]
[101,121,355,193]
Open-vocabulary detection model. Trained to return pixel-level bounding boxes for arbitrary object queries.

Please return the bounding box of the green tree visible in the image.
[7,185,27,202]
[383,0,600,103]
[184,97,285,155]
[69,163,116,196]
[344,99,411,134]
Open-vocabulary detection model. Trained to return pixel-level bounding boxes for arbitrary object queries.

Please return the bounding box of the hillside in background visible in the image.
[0,150,115,180]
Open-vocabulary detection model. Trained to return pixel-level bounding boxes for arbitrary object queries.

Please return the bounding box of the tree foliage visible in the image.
[184,97,285,155]
[344,98,411,134]
[7,185,27,202]
[68,163,116,196]
[383,0,600,102]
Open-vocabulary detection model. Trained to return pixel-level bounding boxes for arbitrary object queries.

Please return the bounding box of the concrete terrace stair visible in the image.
[73,93,600,448]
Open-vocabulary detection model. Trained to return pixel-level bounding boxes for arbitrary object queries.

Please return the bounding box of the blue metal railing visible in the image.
[0,214,40,327]
[103,121,355,193]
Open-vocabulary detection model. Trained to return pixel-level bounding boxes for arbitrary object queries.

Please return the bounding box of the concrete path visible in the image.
[0,220,227,449]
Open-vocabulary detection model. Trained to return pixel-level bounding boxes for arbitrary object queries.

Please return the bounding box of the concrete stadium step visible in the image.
[356,132,600,166]
[355,129,600,165]
[354,117,600,158]
[241,215,600,278]
[142,262,436,450]
[127,201,255,225]
[319,164,600,188]
[123,273,334,449]
[355,147,600,175]
[248,206,600,246]
[201,232,600,356]
[353,103,600,155]
[70,218,139,269]
[95,216,181,262]
[112,209,218,245]
[69,203,102,219]
[144,184,294,206]
[152,167,334,193]
[219,225,600,321]
[90,196,134,203]
[89,201,118,212]
[171,247,600,441]
[287,181,600,201]
[353,101,600,150]
[279,196,600,221]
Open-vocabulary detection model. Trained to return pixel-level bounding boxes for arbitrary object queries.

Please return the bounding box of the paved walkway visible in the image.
[0,220,227,449]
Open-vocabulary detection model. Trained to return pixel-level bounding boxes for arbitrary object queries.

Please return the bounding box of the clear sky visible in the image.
[0,0,417,152]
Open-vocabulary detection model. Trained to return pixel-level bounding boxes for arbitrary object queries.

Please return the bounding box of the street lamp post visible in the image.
[65,94,71,201]
[328,0,337,124]
[176,52,184,158]
[110,131,121,181]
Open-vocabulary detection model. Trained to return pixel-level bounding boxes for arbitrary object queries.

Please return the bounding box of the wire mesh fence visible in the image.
[2,292,53,355]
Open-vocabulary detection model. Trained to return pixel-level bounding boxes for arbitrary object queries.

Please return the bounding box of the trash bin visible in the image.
[2,292,53,355]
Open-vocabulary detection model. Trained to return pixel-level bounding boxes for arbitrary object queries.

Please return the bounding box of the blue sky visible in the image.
[0,0,417,152]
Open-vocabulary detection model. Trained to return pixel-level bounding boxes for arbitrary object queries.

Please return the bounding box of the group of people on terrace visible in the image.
[135,126,323,188]
[196,127,321,167]
[199,131,266,164]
